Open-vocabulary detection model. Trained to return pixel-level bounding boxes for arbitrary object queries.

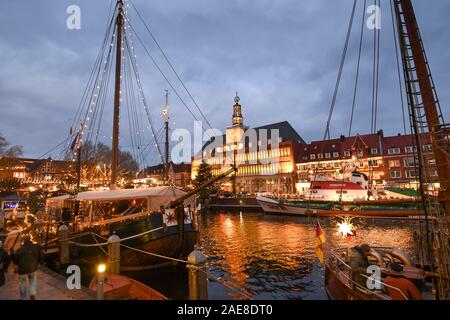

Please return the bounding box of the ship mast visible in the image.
[394,0,450,229]
[111,0,125,189]
[163,90,170,183]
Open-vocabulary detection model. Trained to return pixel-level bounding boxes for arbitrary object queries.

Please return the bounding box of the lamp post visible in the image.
[97,263,106,300]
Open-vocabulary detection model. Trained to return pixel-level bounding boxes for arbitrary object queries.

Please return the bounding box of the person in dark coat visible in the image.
[0,240,11,287]
[348,244,371,288]
[11,235,43,300]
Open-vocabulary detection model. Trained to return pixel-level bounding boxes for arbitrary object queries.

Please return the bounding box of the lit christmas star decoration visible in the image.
[336,217,356,238]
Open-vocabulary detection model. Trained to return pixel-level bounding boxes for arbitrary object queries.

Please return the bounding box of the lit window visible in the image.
[356,151,364,158]
[344,151,351,157]
[389,160,401,168]
[325,153,331,159]
[310,154,316,160]
[317,154,323,159]
[333,152,339,158]
[368,160,379,167]
[404,158,417,167]
[388,148,401,155]
[390,171,401,178]
[405,146,417,153]
[371,148,378,155]
[405,170,418,178]
[422,144,433,152]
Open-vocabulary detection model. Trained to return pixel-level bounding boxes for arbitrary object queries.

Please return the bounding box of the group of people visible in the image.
[348,244,422,300]
[0,232,43,300]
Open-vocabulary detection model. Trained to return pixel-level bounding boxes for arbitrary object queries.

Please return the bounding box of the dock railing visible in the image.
[65,229,252,300]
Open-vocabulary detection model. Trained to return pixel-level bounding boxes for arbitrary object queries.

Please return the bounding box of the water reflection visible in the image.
[199,211,417,300]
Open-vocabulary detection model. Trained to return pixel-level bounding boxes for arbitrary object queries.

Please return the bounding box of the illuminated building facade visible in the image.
[296,130,437,190]
[0,157,75,184]
[143,161,192,189]
[192,95,306,195]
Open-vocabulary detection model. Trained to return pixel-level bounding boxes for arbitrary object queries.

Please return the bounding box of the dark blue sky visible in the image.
[0,0,448,164]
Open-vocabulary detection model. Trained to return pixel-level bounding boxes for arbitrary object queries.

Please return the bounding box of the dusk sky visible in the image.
[0,0,449,166]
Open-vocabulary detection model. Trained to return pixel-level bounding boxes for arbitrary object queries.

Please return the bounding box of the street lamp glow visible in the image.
[97,263,106,273]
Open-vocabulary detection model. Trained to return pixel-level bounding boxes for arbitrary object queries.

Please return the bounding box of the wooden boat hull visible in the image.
[325,265,378,300]
[68,212,199,270]
[89,273,168,300]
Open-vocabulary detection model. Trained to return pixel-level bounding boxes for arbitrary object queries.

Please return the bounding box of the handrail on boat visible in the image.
[360,274,409,300]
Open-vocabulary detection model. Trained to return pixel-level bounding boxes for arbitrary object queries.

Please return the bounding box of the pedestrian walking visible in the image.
[0,209,5,231]
[0,241,11,287]
[11,235,43,300]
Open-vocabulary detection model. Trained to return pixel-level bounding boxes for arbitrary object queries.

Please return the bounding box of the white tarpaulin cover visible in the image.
[47,186,187,203]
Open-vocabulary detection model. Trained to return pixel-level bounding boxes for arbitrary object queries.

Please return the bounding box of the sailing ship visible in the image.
[36,0,237,270]
[323,0,450,299]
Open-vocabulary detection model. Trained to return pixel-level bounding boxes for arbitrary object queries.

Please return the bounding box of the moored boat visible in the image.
[89,273,167,300]
[325,247,429,300]
[44,186,198,270]
[256,196,428,219]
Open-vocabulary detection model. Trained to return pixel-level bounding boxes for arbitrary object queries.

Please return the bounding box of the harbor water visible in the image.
[128,210,418,300]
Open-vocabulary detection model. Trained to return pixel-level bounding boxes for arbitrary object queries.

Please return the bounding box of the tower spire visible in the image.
[232,92,243,126]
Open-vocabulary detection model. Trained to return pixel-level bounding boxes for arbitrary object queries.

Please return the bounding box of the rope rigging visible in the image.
[370,0,381,134]
[323,0,357,141]
[348,0,367,137]
[128,0,213,131]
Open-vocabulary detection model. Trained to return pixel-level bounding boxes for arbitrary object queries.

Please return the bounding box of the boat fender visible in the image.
[383,253,394,264]
[388,248,412,267]
[368,249,384,267]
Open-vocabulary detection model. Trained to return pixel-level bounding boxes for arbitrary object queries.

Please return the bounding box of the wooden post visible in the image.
[108,234,120,274]
[97,264,106,300]
[187,249,208,300]
[58,224,70,265]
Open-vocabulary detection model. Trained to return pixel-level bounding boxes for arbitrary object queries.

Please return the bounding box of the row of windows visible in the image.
[388,158,420,168]
[387,145,432,155]
[211,162,293,177]
[309,148,380,160]
[310,152,340,160]
[201,148,292,166]
[389,170,437,179]
[308,144,431,160]
[298,159,381,171]
[389,170,418,179]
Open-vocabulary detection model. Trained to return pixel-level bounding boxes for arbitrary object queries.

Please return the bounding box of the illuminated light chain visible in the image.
[336,216,357,238]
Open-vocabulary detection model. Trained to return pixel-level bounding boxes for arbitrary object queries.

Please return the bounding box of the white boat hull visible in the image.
[256,196,311,216]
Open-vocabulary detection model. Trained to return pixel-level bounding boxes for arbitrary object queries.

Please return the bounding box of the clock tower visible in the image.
[232,92,243,126]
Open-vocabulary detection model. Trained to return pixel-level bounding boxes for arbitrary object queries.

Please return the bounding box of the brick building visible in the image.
[296,130,436,191]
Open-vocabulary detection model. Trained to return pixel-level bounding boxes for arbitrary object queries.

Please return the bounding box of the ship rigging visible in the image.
[322,0,450,300]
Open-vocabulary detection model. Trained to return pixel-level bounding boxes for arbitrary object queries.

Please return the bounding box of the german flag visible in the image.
[315,221,326,263]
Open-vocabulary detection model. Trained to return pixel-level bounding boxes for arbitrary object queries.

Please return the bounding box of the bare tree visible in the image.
[0,133,23,157]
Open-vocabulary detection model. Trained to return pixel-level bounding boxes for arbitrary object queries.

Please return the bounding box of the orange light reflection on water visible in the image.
[199,212,417,300]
